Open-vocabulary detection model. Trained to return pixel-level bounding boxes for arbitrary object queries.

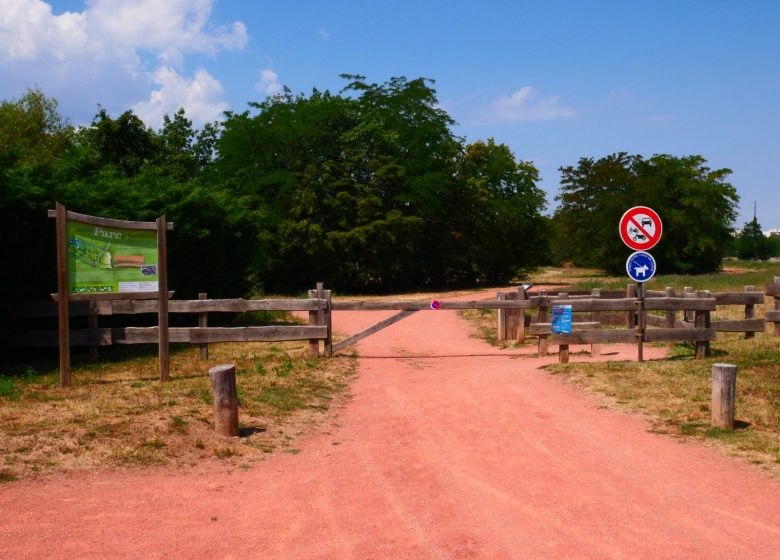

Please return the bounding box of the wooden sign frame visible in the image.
[49,203,174,386]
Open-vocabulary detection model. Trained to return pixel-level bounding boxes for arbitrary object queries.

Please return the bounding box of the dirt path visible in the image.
[2,290,780,559]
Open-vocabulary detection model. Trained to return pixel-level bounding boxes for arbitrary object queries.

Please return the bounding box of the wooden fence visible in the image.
[11,292,330,360]
[499,277,780,363]
[11,277,780,366]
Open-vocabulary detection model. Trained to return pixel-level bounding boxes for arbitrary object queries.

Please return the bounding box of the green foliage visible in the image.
[554,153,739,274]
[736,217,773,260]
[215,76,547,292]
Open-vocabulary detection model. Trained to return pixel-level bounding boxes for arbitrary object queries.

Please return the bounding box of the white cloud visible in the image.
[479,86,575,124]
[317,27,331,40]
[132,66,228,127]
[255,69,282,96]
[0,0,246,124]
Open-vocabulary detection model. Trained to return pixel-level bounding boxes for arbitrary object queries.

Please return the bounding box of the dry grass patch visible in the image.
[544,334,780,475]
[0,341,355,481]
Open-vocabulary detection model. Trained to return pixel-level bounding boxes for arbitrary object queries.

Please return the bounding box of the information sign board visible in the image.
[67,219,159,294]
[551,305,573,334]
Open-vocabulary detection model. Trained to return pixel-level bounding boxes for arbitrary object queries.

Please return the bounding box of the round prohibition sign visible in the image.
[619,206,663,251]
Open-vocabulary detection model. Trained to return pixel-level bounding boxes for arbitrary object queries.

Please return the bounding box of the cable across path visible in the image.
[2,289,780,559]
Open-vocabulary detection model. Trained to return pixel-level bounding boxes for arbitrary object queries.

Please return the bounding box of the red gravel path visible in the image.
[2,290,780,559]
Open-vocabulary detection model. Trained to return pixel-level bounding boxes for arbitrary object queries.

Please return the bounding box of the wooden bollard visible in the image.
[210,364,239,437]
[711,363,737,429]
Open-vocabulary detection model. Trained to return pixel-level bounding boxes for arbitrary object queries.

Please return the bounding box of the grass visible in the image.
[0,336,355,481]
[545,335,780,474]
[479,261,780,476]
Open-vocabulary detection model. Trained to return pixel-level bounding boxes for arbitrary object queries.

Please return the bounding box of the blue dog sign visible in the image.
[626,251,656,283]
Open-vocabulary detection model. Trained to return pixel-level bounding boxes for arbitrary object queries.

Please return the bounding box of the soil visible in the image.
[2,289,780,559]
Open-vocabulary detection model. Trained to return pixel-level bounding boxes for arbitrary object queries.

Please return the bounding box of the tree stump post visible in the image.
[711,363,737,429]
[210,364,239,437]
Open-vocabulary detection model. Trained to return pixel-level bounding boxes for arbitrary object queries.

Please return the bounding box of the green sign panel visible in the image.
[67,220,159,294]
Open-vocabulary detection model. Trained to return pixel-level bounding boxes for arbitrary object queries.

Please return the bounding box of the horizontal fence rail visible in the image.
[10,277,780,365]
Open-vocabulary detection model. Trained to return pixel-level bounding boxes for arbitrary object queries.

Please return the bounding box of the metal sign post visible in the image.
[626,251,657,362]
[621,206,662,363]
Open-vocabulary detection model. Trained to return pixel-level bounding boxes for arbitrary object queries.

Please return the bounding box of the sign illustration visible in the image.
[67,220,159,294]
[619,206,663,251]
[626,251,657,282]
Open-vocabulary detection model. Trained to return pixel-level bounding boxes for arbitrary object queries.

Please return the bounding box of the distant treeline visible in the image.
[0,75,760,314]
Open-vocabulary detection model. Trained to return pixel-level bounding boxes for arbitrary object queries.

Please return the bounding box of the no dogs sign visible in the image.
[619,206,663,251]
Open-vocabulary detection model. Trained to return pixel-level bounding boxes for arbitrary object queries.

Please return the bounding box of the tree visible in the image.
[736,217,772,260]
[554,153,739,275]
[455,139,547,283]
[215,76,548,293]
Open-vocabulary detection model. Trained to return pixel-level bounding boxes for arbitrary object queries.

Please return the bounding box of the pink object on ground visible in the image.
[2,289,780,559]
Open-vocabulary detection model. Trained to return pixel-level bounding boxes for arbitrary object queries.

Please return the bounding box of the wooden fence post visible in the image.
[683,287,695,323]
[88,309,98,363]
[711,363,737,429]
[695,290,711,360]
[156,215,170,382]
[636,283,645,363]
[516,286,527,343]
[774,277,780,338]
[54,202,71,387]
[557,293,569,364]
[308,288,319,358]
[626,284,637,328]
[199,292,209,360]
[665,286,676,348]
[496,292,506,342]
[324,289,333,357]
[209,364,239,437]
[506,291,519,340]
[744,286,755,340]
[590,288,601,356]
[537,291,548,356]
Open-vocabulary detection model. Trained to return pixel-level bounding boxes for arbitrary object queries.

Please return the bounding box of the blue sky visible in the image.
[2,1,779,226]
